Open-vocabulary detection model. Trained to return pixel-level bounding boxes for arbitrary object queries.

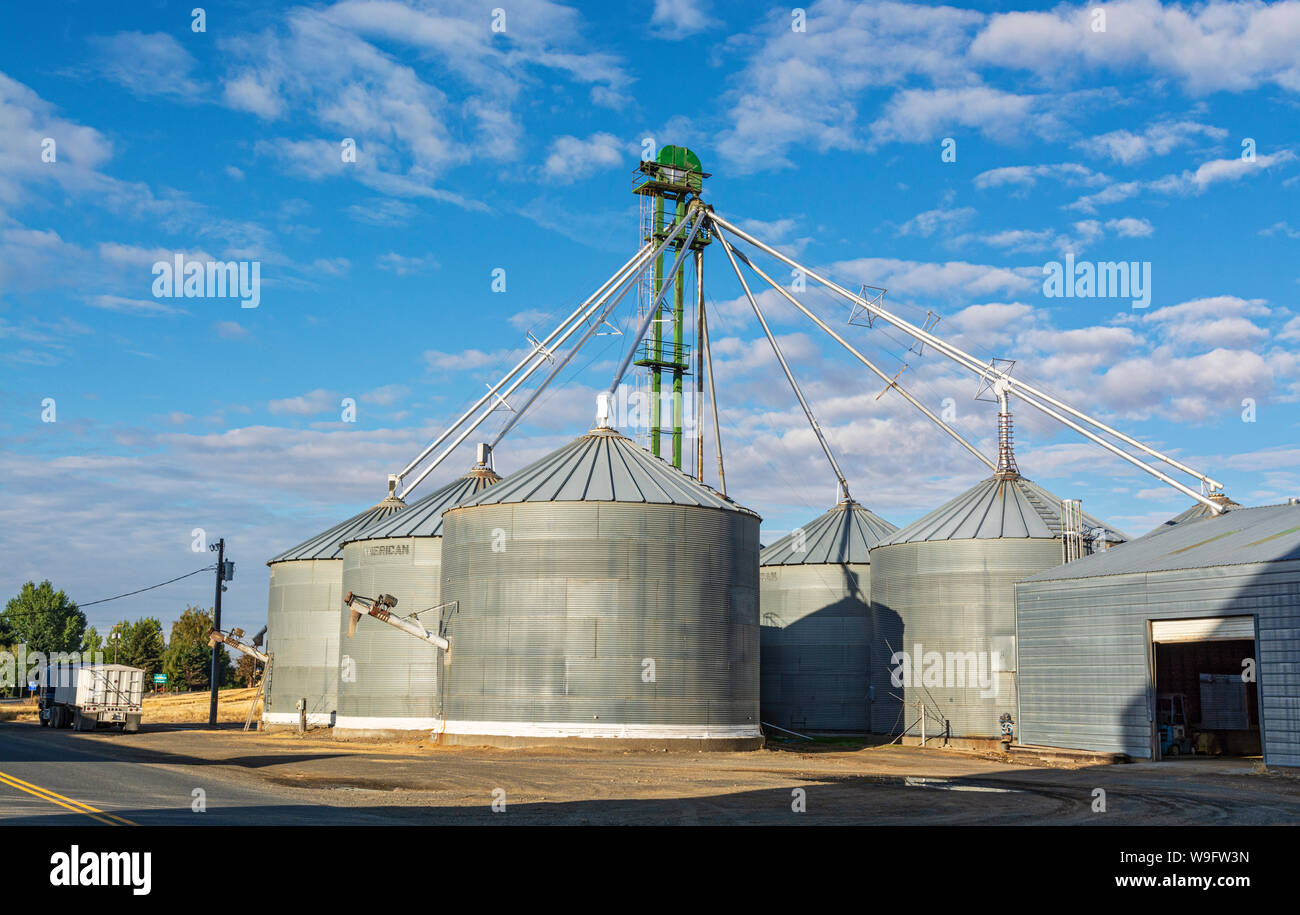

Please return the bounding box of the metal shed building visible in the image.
[439,425,763,749]
[1016,501,1300,767]
[759,499,897,732]
[263,496,405,728]
[334,463,501,736]
[869,473,1125,740]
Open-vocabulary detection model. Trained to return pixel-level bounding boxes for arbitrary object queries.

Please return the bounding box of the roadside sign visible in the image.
[153,674,167,684]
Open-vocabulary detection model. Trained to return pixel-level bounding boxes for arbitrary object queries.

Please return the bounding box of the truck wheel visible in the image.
[74,710,94,732]
[124,714,141,734]
[39,712,49,728]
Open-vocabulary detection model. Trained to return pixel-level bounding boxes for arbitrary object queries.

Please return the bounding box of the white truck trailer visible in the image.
[38,664,144,732]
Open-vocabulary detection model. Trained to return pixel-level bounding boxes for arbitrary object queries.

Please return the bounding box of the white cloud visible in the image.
[716,0,985,171]
[542,133,624,183]
[870,86,1072,145]
[88,32,204,100]
[360,384,409,406]
[650,0,718,38]
[1077,120,1228,165]
[376,251,437,275]
[1260,221,1300,239]
[1105,217,1154,237]
[220,0,630,198]
[214,320,250,340]
[268,389,338,416]
[970,0,1300,95]
[830,256,1039,299]
[974,162,1108,189]
[86,295,187,316]
[1071,150,1296,211]
[900,206,976,237]
[1141,295,1272,348]
[508,308,555,332]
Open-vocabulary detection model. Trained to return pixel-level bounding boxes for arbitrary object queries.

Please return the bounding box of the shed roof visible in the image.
[760,500,897,565]
[877,474,1128,546]
[455,426,759,517]
[1023,501,1300,582]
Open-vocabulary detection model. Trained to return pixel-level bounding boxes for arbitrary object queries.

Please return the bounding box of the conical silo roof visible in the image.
[876,474,1128,546]
[345,464,502,542]
[1146,493,1242,536]
[760,500,897,565]
[268,495,407,564]
[456,426,758,516]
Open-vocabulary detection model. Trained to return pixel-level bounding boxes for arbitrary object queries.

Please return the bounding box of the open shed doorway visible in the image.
[1150,617,1261,760]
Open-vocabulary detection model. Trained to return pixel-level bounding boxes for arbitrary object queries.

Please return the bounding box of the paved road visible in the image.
[0,724,390,825]
[3,720,1299,825]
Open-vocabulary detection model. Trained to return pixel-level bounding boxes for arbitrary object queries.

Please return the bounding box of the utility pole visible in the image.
[208,538,225,727]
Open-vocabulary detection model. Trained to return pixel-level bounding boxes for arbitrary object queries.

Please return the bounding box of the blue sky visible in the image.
[2,0,1298,635]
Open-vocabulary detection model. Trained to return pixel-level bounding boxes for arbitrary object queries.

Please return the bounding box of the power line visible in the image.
[78,565,216,607]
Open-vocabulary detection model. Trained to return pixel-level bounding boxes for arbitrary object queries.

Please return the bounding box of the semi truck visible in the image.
[37,663,144,733]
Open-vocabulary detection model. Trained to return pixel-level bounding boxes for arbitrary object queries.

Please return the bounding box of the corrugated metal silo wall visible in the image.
[265,558,341,722]
[759,563,872,731]
[441,502,760,730]
[337,537,443,725]
[869,539,1061,737]
[1016,561,1300,767]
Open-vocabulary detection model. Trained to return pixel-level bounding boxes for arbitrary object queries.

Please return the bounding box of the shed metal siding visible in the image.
[1016,559,1300,767]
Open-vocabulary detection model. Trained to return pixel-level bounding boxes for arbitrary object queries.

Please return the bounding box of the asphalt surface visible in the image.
[0,723,392,825]
[2,720,1298,825]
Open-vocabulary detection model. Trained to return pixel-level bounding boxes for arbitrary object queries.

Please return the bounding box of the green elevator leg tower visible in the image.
[634,146,710,469]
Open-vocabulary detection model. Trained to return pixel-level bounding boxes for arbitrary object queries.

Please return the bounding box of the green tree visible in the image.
[234,652,262,688]
[111,618,165,676]
[81,625,104,656]
[1,580,86,655]
[162,606,229,692]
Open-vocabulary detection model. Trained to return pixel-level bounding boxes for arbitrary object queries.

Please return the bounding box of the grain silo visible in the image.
[334,460,501,737]
[869,470,1126,742]
[759,499,897,733]
[437,425,762,749]
[263,495,406,728]
[1146,492,1241,535]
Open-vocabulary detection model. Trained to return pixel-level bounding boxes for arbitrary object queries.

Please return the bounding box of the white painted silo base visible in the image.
[261,711,335,729]
[431,719,764,751]
[333,715,442,740]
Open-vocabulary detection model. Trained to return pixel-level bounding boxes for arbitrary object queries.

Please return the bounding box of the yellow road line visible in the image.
[0,769,136,826]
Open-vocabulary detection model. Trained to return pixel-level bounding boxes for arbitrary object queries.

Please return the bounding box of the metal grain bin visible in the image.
[868,473,1126,740]
[759,499,897,732]
[263,495,405,728]
[1145,492,1241,536]
[335,463,501,736]
[439,426,763,749]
